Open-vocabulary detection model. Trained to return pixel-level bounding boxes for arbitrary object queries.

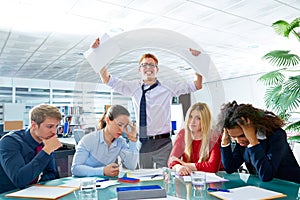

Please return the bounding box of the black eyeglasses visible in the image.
[139,63,157,68]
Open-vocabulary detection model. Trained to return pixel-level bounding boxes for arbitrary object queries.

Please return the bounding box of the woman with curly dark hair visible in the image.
[217,101,300,184]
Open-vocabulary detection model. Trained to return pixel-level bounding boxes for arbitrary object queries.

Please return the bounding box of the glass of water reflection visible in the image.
[79,178,98,200]
[191,171,206,198]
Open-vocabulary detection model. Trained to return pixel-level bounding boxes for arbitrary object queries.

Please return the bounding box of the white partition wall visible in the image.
[192,74,267,120]
[0,77,133,129]
[3,103,25,131]
[0,74,269,130]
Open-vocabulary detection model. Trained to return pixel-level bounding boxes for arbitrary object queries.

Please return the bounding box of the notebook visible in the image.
[5,185,77,199]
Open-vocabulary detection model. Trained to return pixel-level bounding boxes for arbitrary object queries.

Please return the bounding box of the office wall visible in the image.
[0,77,133,128]
[191,74,267,120]
[0,74,268,128]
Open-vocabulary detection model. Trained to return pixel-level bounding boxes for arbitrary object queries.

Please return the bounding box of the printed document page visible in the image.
[5,185,76,199]
[176,172,229,183]
[209,185,286,200]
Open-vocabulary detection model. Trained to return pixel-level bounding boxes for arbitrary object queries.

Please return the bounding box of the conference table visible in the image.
[1,171,299,199]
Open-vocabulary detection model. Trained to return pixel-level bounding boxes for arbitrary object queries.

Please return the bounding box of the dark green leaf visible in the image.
[257,69,285,86]
[264,85,285,112]
[272,20,290,37]
[262,50,300,67]
[286,120,300,134]
[289,18,300,41]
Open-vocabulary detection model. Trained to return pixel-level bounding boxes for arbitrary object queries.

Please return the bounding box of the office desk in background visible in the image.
[55,137,76,178]
[58,137,76,148]
[1,172,299,199]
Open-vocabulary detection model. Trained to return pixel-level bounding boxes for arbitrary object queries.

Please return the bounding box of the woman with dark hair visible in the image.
[71,105,139,177]
[218,101,300,183]
[168,102,222,175]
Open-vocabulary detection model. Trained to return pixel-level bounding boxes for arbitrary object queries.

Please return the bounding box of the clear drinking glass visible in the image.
[191,171,206,199]
[79,178,98,200]
[163,167,175,195]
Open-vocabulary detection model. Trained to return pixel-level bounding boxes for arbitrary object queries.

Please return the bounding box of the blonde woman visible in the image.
[168,102,222,175]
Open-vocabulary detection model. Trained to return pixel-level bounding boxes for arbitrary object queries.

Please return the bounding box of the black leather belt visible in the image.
[147,133,170,140]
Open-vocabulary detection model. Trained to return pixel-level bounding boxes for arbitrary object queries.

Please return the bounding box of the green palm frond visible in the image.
[264,85,284,111]
[284,75,300,94]
[264,85,299,116]
[283,76,300,110]
[286,120,300,133]
[261,17,300,133]
[290,17,300,41]
[289,17,300,29]
[280,112,292,121]
[272,20,290,37]
[262,50,300,67]
[257,69,285,86]
[275,90,293,112]
[280,88,300,112]
[272,18,300,41]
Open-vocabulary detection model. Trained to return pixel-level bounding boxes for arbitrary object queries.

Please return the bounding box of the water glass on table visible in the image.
[191,171,206,199]
[79,178,98,200]
[163,167,175,195]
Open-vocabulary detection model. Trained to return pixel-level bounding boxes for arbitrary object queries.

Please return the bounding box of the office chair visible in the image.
[73,129,85,144]
[292,143,300,165]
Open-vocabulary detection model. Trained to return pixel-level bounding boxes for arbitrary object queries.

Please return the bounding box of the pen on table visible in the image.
[96,179,109,188]
[96,178,109,182]
[208,188,231,192]
[151,174,159,179]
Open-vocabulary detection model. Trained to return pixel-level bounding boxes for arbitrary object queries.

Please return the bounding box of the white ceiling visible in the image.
[0,0,299,84]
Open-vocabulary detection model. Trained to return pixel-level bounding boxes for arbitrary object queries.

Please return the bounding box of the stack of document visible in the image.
[60,177,119,189]
[126,168,164,181]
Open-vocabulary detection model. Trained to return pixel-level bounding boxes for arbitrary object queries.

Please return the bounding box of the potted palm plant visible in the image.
[257,17,300,143]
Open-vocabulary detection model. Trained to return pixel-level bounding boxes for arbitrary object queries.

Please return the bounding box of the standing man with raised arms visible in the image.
[92,38,203,168]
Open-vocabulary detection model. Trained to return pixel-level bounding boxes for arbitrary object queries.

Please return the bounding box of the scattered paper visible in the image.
[84,33,120,74]
[59,177,119,189]
[138,175,164,181]
[96,180,120,189]
[125,168,164,182]
[5,185,76,199]
[238,173,250,183]
[176,172,228,183]
[127,168,163,178]
[209,185,286,200]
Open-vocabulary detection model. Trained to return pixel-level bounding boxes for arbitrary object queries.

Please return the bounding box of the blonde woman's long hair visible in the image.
[184,102,213,163]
